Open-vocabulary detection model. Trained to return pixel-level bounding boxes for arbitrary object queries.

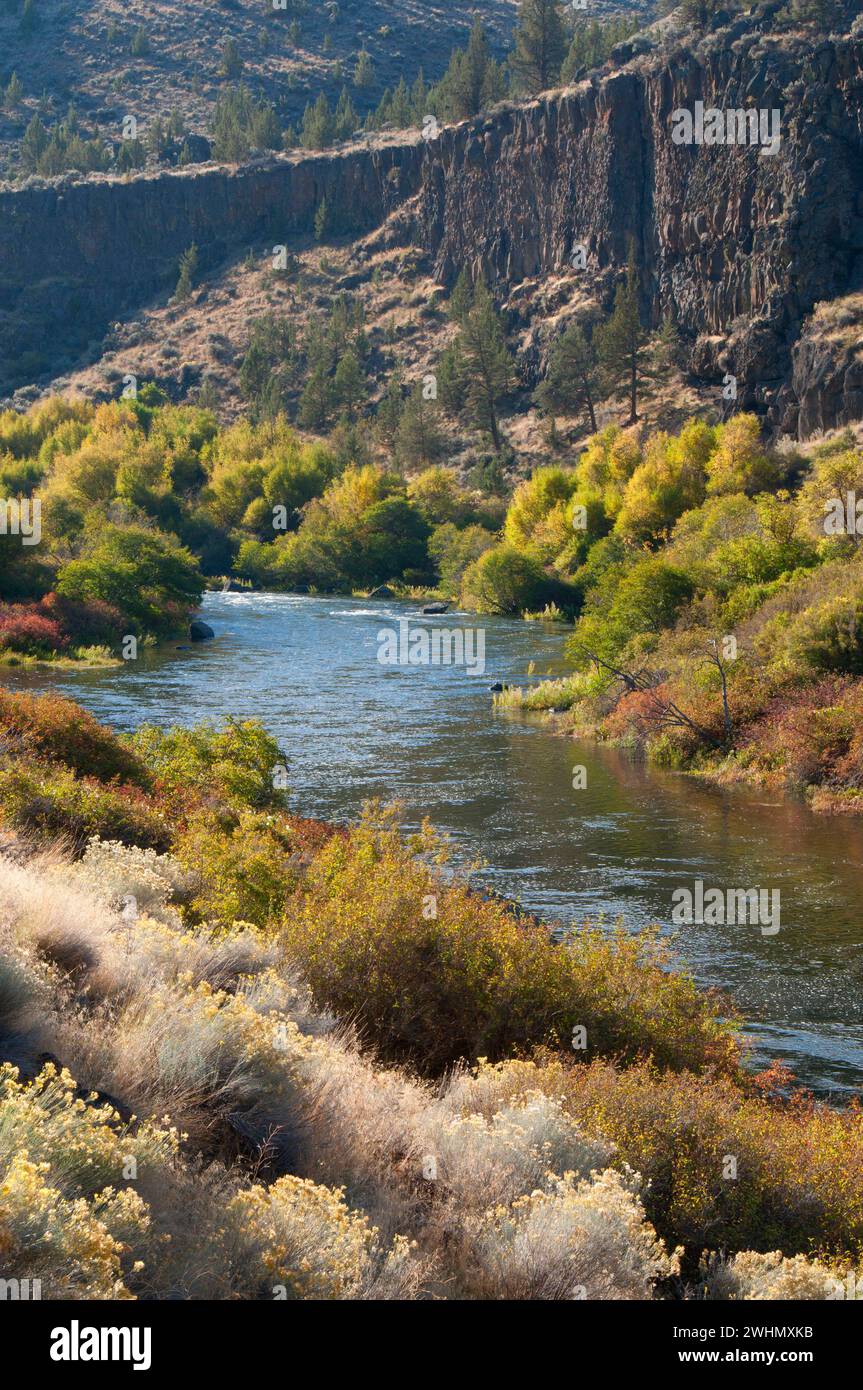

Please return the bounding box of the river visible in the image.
[7,591,863,1095]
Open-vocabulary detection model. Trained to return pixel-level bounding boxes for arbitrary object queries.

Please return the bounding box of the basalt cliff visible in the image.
[2,17,862,438]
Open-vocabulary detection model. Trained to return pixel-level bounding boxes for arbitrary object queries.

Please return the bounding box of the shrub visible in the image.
[280,807,739,1075]
[0,689,150,786]
[223,1176,419,1300]
[701,1250,854,1301]
[461,544,575,616]
[0,763,170,854]
[129,718,288,814]
[0,605,67,656]
[175,809,301,927]
[470,1168,678,1300]
[556,1057,863,1261]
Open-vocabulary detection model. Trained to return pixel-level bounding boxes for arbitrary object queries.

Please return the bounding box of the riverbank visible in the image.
[2,686,863,1299]
[494,671,863,817]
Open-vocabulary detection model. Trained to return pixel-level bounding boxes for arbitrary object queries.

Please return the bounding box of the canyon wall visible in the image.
[417,25,863,433]
[2,18,862,436]
[0,138,424,394]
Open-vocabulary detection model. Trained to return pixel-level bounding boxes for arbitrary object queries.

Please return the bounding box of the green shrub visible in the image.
[129,719,288,814]
[0,763,170,854]
[281,808,739,1076]
[175,808,301,927]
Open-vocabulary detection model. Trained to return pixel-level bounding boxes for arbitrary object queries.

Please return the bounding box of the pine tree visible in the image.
[448,267,474,325]
[334,87,359,140]
[459,281,514,450]
[314,196,332,240]
[220,40,243,79]
[333,349,366,418]
[653,311,683,377]
[20,0,38,37]
[537,322,599,433]
[510,0,568,95]
[302,93,335,149]
[595,248,649,425]
[432,21,505,121]
[21,114,49,170]
[376,373,405,446]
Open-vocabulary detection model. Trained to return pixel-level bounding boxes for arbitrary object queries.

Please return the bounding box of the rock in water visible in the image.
[422,602,450,615]
[190,620,215,642]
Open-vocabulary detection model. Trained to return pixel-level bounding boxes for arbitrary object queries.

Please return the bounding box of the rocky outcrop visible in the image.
[2,16,862,437]
[788,296,863,439]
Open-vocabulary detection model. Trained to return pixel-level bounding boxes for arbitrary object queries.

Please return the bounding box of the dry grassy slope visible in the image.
[25,209,710,478]
[0,0,522,169]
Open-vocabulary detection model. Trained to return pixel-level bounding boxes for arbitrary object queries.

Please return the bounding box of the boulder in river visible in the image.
[422,602,450,615]
[190,620,215,642]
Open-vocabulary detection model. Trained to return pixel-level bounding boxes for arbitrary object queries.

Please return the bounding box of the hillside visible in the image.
[0,0,521,175]
[1,4,861,450]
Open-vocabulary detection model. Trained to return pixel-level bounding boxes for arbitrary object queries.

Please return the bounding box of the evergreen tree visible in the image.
[595,248,649,425]
[537,322,599,433]
[3,72,23,109]
[653,310,683,377]
[376,373,405,446]
[175,244,199,301]
[448,267,474,324]
[459,281,514,450]
[20,0,38,37]
[334,87,359,140]
[396,383,444,467]
[302,92,335,148]
[220,39,244,79]
[432,21,505,120]
[354,48,374,88]
[510,0,568,95]
[21,114,49,170]
[333,349,367,418]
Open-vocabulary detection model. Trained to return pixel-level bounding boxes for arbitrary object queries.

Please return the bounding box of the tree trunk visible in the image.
[628,350,638,424]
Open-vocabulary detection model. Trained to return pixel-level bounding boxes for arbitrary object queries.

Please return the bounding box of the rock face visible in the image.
[2,17,862,437]
[0,140,424,393]
[414,26,863,435]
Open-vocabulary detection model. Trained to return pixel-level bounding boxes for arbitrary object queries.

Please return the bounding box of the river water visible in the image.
[7,592,863,1095]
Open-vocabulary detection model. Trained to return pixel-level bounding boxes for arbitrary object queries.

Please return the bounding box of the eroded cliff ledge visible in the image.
[2,22,861,437]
